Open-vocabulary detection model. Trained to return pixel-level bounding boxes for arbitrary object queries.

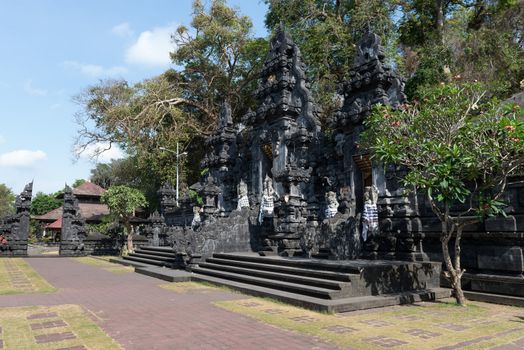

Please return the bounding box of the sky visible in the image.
[0,0,269,196]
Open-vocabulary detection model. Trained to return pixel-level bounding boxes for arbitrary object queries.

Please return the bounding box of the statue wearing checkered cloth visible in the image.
[236,179,250,211]
[361,186,379,242]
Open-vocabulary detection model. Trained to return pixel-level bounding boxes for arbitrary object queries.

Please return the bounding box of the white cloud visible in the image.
[112,22,134,37]
[77,142,124,163]
[63,61,128,78]
[23,80,47,96]
[0,149,47,167]
[125,24,176,67]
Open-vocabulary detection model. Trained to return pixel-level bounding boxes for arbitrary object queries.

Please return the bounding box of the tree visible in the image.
[101,186,147,254]
[30,192,61,216]
[72,179,86,188]
[363,82,524,305]
[398,0,524,98]
[74,1,266,191]
[90,157,163,211]
[0,184,15,217]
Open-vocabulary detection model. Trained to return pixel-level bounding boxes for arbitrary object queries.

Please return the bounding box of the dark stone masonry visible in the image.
[135,27,523,300]
[0,182,32,256]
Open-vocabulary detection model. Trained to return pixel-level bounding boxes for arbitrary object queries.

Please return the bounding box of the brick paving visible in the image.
[0,258,337,350]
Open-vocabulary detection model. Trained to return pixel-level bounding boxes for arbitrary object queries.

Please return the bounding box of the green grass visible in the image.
[0,258,56,295]
[215,297,524,350]
[0,304,122,349]
[71,256,133,274]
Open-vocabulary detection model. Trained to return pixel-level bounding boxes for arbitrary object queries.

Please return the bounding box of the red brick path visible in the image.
[0,258,338,350]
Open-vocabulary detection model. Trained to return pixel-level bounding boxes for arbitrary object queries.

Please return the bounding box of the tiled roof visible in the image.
[33,207,62,221]
[72,182,106,197]
[46,218,62,229]
[33,203,110,222]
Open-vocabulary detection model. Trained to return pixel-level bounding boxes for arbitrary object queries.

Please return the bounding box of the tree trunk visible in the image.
[453,226,467,305]
[434,0,445,44]
[125,220,134,254]
[438,203,467,306]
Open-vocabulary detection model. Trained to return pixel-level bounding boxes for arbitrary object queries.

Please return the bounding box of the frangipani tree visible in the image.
[363,82,524,305]
[101,185,147,254]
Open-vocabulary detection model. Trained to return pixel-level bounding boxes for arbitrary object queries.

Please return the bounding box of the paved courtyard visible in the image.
[0,257,523,350]
[0,258,335,350]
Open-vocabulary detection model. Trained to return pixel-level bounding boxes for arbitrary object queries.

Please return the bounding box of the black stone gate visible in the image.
[0,182,32,256]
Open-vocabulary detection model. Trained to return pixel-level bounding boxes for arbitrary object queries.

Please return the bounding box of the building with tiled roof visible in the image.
[33,182,110,233]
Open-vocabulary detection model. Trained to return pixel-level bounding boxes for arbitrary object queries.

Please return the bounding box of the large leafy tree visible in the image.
[0,184,15,217]
[74,0,267,192]
[363,82,524,305]
[101,185,147,254]
[90,158,164,210]
[398,0,524,97]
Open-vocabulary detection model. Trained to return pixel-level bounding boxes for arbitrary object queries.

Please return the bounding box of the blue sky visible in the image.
[0,0,268,196]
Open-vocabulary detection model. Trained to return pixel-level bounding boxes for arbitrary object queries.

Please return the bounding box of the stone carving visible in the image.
[191,206,202,231]
[362,186,379,242]
[158,182,177,215]
[60,185,88,256]
[236,179,249,210]
[332,31,406,130]
[153,29,425,263]
[148,211,165,246]
[324,191,339,218]
[259,175,277,224]
[0,182,33,256]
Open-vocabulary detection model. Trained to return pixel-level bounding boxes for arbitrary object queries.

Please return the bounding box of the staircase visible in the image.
[120,246,177,267]
[190,253,450,312]
[193,253,356,300]
[111,249,450,312]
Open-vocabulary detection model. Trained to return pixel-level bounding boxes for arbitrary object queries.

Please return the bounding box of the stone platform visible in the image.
[118,251,450,313]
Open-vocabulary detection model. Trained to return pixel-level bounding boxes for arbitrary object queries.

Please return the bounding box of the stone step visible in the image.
[128,252,176,263]
[139,246,175,253]
[122,255,170,267]
[213,253,362,274]
[192,266,345,299]
[109,257,150,268]
[135,266,192,282]
[134,249,176,259]
[191,273,451,313]
[199,262,349,290]
[206,257,353,282]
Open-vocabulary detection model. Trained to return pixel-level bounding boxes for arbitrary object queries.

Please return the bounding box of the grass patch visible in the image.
[0,258,56,295]
[215,297,524,350]
[71,256,133,274]
[159,282,223,294]
[0,304,122,349]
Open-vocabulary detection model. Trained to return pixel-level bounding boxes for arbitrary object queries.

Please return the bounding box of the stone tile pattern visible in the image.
[27,312,59,320]
[34,332,76,344]
[263,309,287,315]
[0,258,337,350]
[31,319,67,330]
[436,328,524,350]
[439,323,469,331]
[4,260,34,291]
[365,336,408,348]
[360,319,392,327]
[323,325,358,334]
[288,316,318,323]
[404,328,441,339]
